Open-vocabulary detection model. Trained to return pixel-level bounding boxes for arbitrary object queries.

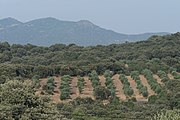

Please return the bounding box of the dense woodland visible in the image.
[0,33,180,119]
[0,33,180,79]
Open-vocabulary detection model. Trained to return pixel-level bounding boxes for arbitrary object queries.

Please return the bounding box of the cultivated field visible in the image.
[36,72,175,103]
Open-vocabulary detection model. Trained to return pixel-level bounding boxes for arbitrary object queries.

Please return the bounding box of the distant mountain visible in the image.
[0,17,169,46]
[0,17,22,30]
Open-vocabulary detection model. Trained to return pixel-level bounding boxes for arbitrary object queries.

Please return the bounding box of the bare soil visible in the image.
[112,74,126,100]
[70,77,80,100]
[35,78,48,96]
[153,75,163,85]
[139,75,155,96]
[168,73,174,80]
[35,74,158,103]
[126,76,145,101]
[80,76,94,99]
[40,78,48,88]
[99,75,106,87]
[52,76,61,103]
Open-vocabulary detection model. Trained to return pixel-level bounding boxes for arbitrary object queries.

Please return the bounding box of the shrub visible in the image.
[94,86,111,100]
[0,75,6,84]
[152,110,180,120]
[88,70,100,88]
[60,75,71,100]
[148,95,158,104]
[77,76,85,93]
[104,70,113,78]
[43,77,55,94]
[157,70,169,82]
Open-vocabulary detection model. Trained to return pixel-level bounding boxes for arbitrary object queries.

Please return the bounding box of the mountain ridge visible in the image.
[0,17,169,46]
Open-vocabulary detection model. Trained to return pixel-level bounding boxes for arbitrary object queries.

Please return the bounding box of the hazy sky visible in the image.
[0,0,179,34]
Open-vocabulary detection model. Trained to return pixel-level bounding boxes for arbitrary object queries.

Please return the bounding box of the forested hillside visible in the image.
[0,33,180,119]
[0,33,179,79]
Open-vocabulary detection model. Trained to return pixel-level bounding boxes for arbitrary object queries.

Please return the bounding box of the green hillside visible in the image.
[0,32,179,78]
[0,33,180,119]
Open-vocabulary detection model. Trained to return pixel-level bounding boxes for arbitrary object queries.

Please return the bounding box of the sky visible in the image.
[0,0,180,34]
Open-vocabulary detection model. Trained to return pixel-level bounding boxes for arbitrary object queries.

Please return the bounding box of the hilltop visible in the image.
[0,17,168,46]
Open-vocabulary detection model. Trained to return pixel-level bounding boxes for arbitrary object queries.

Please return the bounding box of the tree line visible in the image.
[0,33,180,82]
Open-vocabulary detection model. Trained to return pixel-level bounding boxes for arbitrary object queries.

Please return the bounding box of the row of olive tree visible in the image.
[60,75,71,100]
[77,76,85,93]
[142,69,161,94]
[157,70,169,82]
[130,71,148,97]
[43,77,56,94]
[119,74,134,96]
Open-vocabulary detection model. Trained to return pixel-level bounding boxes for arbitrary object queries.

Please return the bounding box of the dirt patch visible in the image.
[102,100,109,105]
[112,74,126,100]
[51,76,61,103]
[153,75,163,85]
[99,75,106,87]
[168,73,174,80]
[125,64,129,68]
[126,76,145,101]
[81,76,94,99]
[35,78,48,96]
[36,77,62,103]
[139,75,155,96]
[40,78,48,89]
[70,77,80,100]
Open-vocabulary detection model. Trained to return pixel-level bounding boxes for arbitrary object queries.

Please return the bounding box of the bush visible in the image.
[104,75,116,98]
[88,70,100,88]
[77,76,85,93]
[152,110,180,120]
[60,91,70,100]
[72,107,86,120]
[171,71,180,79]
[0,75,6,84]
[157,70,169,82]
[43,77,55,94]
[94,86,111,100]
[104,70,113,78]
[142,90,148,97]
[60,75,71,100]
[148,95,158,104]
[32,76,40,88]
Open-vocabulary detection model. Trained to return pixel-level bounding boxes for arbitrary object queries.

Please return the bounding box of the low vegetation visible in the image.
[152,110,180,120]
